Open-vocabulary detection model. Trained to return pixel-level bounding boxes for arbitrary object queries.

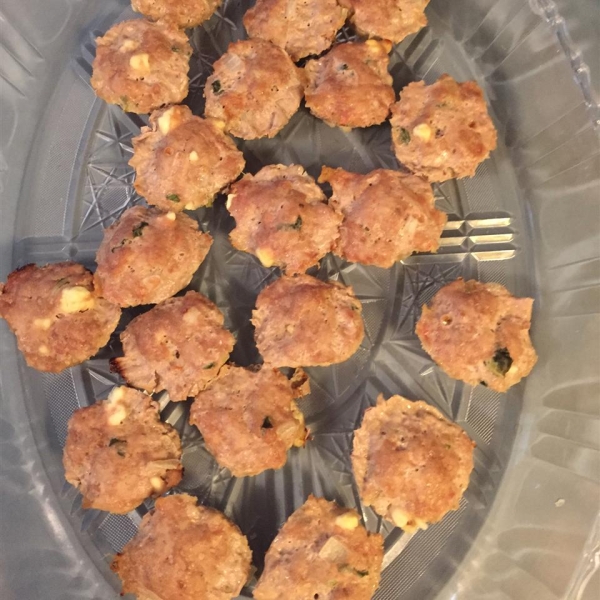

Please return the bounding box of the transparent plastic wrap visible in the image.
[0,1,598,599]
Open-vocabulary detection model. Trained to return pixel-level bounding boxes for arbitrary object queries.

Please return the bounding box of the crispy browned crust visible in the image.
[390,74,498,181]
[190,365,308,476]
[63,386,182,514]
[113,291,235,401]
[244,0,348,61]
[304,40,395,128]
[132,0,223,28]
[352,394,475,530]
[254,495,384,600]
[227,164,342,274]
[204,39,304,139]
[130,105,245,211]
[91,19,191,114]
[415,278,537,391]
[94,205,212,307]
[0,261,121,372]
[252,274,365,367]
[112,494,252,600]
[340,0,429,43]
[320,166,446,267]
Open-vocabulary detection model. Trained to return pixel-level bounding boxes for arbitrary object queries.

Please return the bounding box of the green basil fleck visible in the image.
[339,565,369,577]
[55,277,70,288]
[212,80,222,94]
[132,221,149,237]
[166,193,180,203]
[203,362,216,370]
[171,46,180,53]
[279,216,302,231]
[109,438,127,457]
[400,127,411,144]
[486,347,513,377]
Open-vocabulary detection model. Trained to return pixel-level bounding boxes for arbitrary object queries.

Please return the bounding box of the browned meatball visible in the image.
[252,274,364,367]
[130,105,245,212]
[243,0,348,61]
[340,0,429,43]
[63,386,182,514]
[190,365,308,477]
[112,494,252,600]
[390,75,498,181]
[254,495,384,600]
[304,40,395,129]
[204,39,305,139]
[227,164,342,275]
[91,19,192,114]
[132,0,222,29]
[94,205,212,307]
[415,279,537,392]
[319,166,446,267]
[0,262,120,372]
[352,394,475,532]
[112,291,235,401]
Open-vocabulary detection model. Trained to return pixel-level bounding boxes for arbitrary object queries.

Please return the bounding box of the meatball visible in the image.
[415,278,537,392]
[390,74,498,181]
[132,0,222,29]
[130,105,245,212]
[204,39,305,139]
[63,386,182,514]
[352,394,475,532]
[252,274,364,367]
[227,164,342,275]
[303,40,395,128]
[340,0,429,43]
[243,0,348,61]
[91,19,192,114]
[0,262,120,372]
[112,291,235,401]
[254,495,383,600]
[94,205,212,307]
[319,166,446,267]
[190,365,309,477]
[112,494,252,600]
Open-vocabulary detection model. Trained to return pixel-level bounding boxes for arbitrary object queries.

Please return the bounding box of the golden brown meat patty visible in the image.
[243,0,348,61]
[63,386,182,514]
[304,40,395,128]
[112,493,252,600]
[254,495,384,600]
[132,0,222,29]
[319,166,446,267]
[190,365,309,477]
[252,274,364,367]
[352,394,475,532]
[204,39,305,139]
[112,291,235,401]
[130,105,245,212]
[416,278,537,392]
[91,19,192,114]
[390,74,498,181]
[227,164,342,275]
[94,205,212,307]
[340,0,429,43]
[0,262,120,372]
